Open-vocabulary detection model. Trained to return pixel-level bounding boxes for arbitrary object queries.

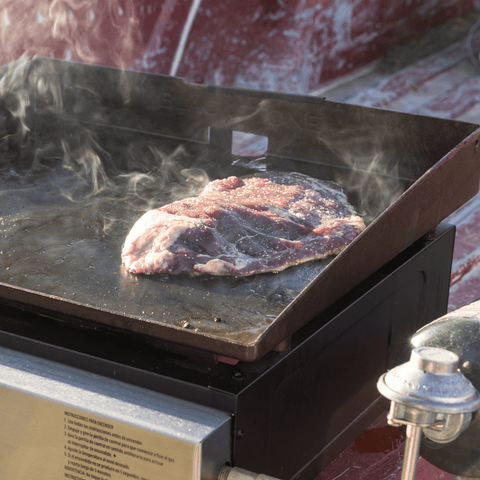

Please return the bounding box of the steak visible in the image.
[121,172,366,276]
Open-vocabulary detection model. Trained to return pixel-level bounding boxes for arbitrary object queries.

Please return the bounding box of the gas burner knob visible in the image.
[410,346,459,374]
[378,346,480,419]
[377,347,480,480]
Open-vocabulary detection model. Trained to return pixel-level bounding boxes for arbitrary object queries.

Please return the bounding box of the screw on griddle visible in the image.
[182,321,191,328]
[233,371,244,380]
[214,317,222,322]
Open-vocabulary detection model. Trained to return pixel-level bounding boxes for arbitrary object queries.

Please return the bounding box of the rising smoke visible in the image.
[0,0,211,232]
[0,0,142,68]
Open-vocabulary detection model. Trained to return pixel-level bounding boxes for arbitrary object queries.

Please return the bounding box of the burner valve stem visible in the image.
[218,466,282,480]
[377,347,480,480]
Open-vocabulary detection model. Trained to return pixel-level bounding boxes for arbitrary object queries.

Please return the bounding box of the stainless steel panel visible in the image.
[0,346,231,480]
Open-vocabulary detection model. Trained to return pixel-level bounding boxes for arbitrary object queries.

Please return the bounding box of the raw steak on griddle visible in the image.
[121,172,366,276]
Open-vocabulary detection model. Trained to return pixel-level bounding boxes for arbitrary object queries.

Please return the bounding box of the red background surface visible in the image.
[135,0,480,92]
[2,0,478,91]
[3,1,480,479]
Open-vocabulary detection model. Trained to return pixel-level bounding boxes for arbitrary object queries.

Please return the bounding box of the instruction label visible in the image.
[0,385,194,480]
[62,410,186,480]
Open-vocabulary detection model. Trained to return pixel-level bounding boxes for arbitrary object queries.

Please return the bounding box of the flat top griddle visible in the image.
[0,58,479,361]
[0,169,326,338]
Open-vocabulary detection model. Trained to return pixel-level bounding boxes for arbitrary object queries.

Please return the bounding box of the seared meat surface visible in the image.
[121,172,365,276]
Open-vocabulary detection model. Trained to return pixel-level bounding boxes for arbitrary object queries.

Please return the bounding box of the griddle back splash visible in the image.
[0,57,479,361]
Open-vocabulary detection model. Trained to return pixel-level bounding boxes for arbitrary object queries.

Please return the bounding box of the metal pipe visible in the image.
[401,425,423,480]
[218,465,283,480]
[169,0,202,77]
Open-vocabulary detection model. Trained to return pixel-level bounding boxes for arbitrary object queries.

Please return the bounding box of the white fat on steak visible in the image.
[121,172,366,276]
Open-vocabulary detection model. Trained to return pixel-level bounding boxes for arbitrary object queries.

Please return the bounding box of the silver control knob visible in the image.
[410,346,459,374]
[377,347,480,480]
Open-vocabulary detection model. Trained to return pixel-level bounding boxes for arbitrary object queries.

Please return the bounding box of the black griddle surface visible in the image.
[1,57,479,361]
[0,166,330,349]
